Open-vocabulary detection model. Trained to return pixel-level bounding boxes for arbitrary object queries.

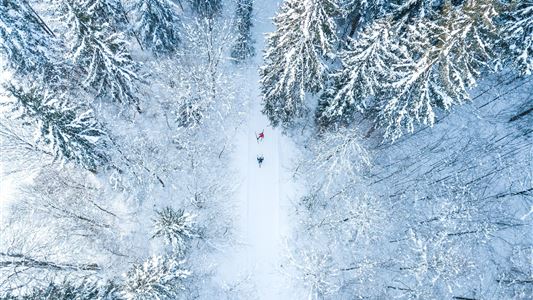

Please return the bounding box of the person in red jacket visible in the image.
[256,130,265,143]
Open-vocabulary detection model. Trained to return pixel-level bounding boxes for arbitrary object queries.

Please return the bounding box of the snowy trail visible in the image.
[215,1,295,299]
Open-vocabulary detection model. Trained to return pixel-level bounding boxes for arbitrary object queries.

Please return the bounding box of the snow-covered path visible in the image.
[242,81,286,299]
[215,2,296,299]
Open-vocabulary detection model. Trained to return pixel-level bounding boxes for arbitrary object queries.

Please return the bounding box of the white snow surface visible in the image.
[215,1,298,299]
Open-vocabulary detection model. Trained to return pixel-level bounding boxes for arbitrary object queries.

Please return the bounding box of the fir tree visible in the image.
[87,0,128,28]
[133,0,181,55]
[5,85,109,172]
[379,0,499,140]
[260,0,342,128]
[59,0,141,108]
[121,255,190,300]
[390,0,441,21]
[341,0,389,37]
[231,0,255,62]
[319,1,499,140]
[1,280,118,300]
[187,0,222,18]
[502,1,533,76]
[317,19,407,127]
[152,207,198,255]
[0,0,58,79]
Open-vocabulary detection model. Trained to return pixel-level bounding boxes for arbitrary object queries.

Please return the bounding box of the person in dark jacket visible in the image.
[257,155,264,167]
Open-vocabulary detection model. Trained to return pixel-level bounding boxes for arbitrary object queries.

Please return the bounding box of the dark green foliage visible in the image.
[133,0,181,55]
[502,1,533,76]
[187,0,222,18]
[6,85,109,172]
[61,0,141,108]
[231,0,255,62]
[152,207,198,254]
[260,0,341,128]
[121,255,190,299]
[317,0,499,139]
[84,0,128,30]
[0,280,118,300]
[0,0,58,79]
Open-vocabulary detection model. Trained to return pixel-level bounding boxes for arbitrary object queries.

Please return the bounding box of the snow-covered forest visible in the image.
[0,0,531,299]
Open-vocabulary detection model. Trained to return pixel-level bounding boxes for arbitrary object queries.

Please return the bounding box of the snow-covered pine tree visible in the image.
[59,0,141,109]
[187,0,222,18]
[1,280,118,299]
[317,19,408,127]
[231,0,255,62]
[84,0,128,31]
[340,0,388,38]
[0,0,58,80]
[379,0,499,140]
[390,0,441,21]
[152,207,198,255]
[5,84,109,172]
[260,0,341,128]
[133,0,181,55]
[121,255,190,300]
[502,1,533,76]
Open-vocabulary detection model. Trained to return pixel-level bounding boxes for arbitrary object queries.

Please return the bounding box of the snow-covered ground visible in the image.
[215,2,299,298]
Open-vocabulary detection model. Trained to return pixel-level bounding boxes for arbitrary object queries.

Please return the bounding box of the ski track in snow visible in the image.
[216,1,296,299]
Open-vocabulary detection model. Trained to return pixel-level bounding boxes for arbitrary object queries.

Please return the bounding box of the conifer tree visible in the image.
[379,0,499,140]
[5,85,109,172]
[260,0,342,128]
[0,0,58,79]
[317,19,407,127]
[1,280,118,300]
[152,207,198,255]
[231,0,255,62]
[318,0,499,140]
[121,255,190,300]
[133,0,181,55]
[59,0,141,108]
[187,0,222,18]
[503,1,533,76]
[341,0,388,37]
[87,0,128,29]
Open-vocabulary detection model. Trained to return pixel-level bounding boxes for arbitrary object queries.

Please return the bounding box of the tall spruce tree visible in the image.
[152,207,198,255]
[5,85,109,172]
[317,0,499,140]
[341,0,389,37]
[231,0,255,62]
[121,255,190,300]
[379,0,499,140]
[59,0,141,109]
[0,280,118,300]
[260,0,342,128]
[317,19,407,127]
[133,0,181,55]
[0,0,58,79]
[86,0,128,28]
[187,0,222,18]
[503,1,533,76]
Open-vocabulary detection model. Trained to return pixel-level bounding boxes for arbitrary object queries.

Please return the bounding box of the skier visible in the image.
[256,130,265,143]
[257,155,264,168]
